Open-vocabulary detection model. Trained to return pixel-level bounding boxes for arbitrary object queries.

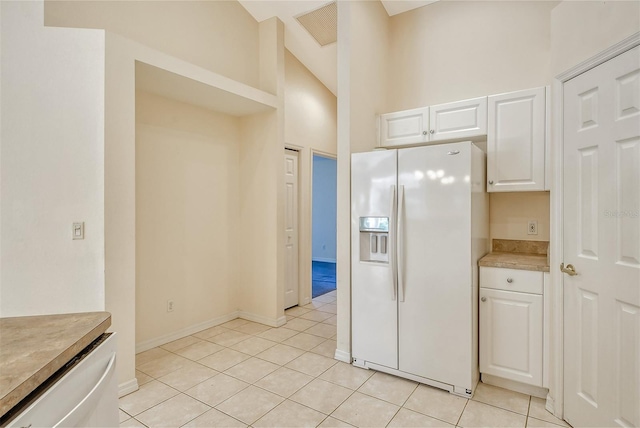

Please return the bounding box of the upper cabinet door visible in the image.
[429,96,487,142]
[379,107,429,148]
[487,87,546,192]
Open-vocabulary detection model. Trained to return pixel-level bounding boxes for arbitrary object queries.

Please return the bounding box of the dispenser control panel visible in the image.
[359,217,389,263]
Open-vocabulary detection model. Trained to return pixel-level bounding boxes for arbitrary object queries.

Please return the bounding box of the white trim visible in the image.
[118,378,139,398]
[312,257,337,264]
[544,86,551,191]
[550,30,640,421]
[334,348,351,363]
[556,32,640,82]
[312,150,338,161]
[550,77,565,420]
[238,311,286,327]
[135,311,239,353]
[481,374,547,399]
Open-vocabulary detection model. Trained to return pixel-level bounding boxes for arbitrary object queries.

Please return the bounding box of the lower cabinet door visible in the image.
[480,288,543,386]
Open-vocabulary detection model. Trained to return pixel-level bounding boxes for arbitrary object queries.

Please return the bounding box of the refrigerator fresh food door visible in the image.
[351,149,398,370]
[397,142,473,390]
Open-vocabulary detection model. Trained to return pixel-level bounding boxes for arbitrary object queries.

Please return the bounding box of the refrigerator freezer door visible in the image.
[397,142,474,391]
[351,150,398,370]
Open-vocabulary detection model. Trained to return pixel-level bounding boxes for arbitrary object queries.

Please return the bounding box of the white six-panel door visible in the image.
[563,46,640,428]
[284,150,299,309]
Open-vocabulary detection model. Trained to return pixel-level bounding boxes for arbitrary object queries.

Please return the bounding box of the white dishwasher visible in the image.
[3,333,118,428]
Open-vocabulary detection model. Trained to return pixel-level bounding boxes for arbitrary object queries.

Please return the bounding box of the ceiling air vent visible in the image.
[296,2,337,47]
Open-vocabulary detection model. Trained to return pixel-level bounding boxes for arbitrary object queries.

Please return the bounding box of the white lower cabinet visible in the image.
[480,269,543,387]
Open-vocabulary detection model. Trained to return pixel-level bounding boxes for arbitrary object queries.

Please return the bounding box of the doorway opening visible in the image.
[311,153,337,298]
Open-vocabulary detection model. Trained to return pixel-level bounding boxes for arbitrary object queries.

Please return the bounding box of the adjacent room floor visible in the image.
[312,261,336,298]
[120,290,568,427]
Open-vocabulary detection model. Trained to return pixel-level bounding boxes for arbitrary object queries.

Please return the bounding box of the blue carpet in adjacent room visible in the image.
[312,261,336,298]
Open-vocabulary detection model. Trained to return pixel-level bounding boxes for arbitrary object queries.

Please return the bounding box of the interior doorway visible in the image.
[311,153,337,298]
[284,149,300,309]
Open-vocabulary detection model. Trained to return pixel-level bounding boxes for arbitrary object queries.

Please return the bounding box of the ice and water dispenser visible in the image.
[359,217,389,263]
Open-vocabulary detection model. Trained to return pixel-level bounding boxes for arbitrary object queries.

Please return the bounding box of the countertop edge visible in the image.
[478,259,550,272]
[0,314,111,417]
[479,252,550,273]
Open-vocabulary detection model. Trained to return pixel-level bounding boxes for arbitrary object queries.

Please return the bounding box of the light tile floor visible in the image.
[120,290,570,428]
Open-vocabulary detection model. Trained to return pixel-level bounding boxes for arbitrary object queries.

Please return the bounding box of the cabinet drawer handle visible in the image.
[481,297,487,302]
[507,278,513,283]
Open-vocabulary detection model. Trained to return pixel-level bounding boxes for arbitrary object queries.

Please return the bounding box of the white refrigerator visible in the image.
[351,141,488,398]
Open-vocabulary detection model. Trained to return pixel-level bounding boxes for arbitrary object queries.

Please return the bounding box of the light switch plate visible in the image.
[72,222,84,240]
[527,220,538,235]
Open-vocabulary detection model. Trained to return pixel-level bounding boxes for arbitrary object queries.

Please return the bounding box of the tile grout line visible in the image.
[131,323,339,425]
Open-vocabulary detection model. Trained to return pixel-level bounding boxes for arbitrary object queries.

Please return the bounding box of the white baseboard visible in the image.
[119,378,139,398]
[135,310,287,355]
[481,374,548,398]
[312,258,336,264]
[135,311,239,354]
[238,311,285,328]
[545,393,556,416]
[334,348,351,363]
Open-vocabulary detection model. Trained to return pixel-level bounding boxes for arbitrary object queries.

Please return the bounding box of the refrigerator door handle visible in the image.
[389,184,398,300]
[390,185,397,301]
[398,185,405,303]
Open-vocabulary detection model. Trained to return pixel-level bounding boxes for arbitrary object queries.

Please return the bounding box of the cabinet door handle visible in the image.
[430,129,435,134]
[507,278,513,283]
[488,180,494,185]
[422,130,427,136]
[481,297,487,302]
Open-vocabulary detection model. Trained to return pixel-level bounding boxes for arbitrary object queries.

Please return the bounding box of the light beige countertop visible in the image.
[479,239,550,272]
[479,251,550,272]
[0,311,111,417]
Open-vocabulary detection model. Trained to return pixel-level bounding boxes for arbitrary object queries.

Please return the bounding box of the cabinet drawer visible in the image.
[480,267,543,294]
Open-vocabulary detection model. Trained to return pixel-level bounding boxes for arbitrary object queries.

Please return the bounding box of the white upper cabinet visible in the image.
[379,107,429,147]
[429,96,487,142]
[487,87,546,192]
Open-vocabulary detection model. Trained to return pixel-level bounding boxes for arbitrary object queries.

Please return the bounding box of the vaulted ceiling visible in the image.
[238,1,438,95]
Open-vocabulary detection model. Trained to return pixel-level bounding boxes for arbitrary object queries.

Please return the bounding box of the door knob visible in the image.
[506,278,513,283]
[560,263,578,276]
[481,297,487,302]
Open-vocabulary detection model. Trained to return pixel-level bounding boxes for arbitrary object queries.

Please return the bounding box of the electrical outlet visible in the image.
[528,220,538,235]
[167,300,174,312]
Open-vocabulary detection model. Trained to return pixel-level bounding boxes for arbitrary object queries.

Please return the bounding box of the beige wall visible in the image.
[551,1,640,75]
[284,49,337,303]
[350,1,390,154]
[135,91,241,344]
[44,0,260,88]
[335,0,391,359]
[1,1,106,317]
[285,50,337,154]
[490,192,551,243]
[387,1,557,111]
[236,18,286,323]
